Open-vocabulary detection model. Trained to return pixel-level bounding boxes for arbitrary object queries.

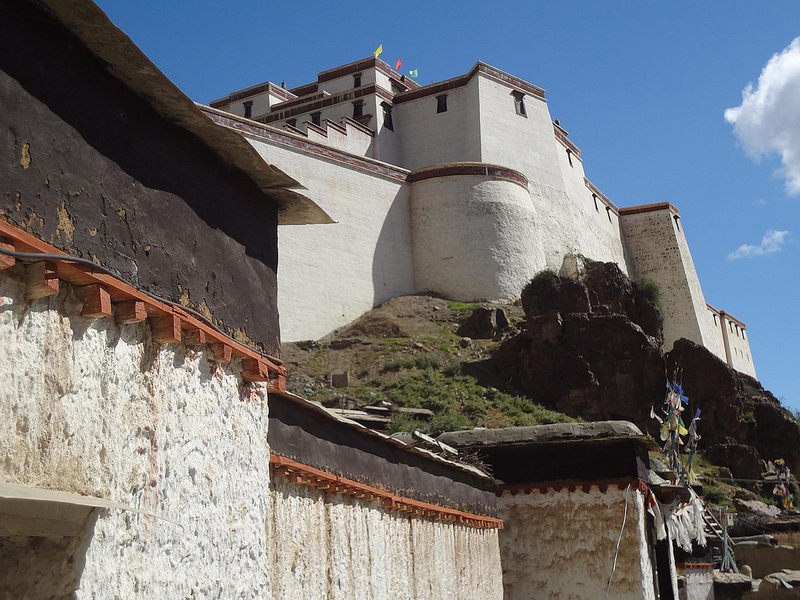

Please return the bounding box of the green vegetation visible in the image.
[634,277,662,310]
[446,301,482,312]
[524,269,560,297]
[703,485,734,508]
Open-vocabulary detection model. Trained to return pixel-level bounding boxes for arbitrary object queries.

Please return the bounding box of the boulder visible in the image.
[733,498,782,520]
[713,572,752,599]
[457,307,509,339]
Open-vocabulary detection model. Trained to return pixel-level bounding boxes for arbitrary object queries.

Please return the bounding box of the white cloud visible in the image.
[728,229,790,260]
[724,37,800,195]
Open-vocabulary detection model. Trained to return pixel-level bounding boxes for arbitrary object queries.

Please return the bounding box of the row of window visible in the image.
[711,313,747,340]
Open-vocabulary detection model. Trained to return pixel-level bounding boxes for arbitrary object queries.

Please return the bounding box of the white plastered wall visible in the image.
[268,478,503,600]
[245,133,416,342]
[621,209,726,359]
[497,486,656,600]
[410,173,544,301]
[476,75,630,272]
[0,270,272,598]
[720,314,757,378]
[395,78,482,170]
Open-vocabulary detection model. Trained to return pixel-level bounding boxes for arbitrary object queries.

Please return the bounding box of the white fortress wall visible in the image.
[372,93,402,166]
[0,270,272,599]
[395,76,482,170]
[236,123,415,342]
[620,205,726,358]
[267,478,503,600]
[497,486,656,600]
[476,74,629,272]
[719,311,757,378]
[409,166,544,302]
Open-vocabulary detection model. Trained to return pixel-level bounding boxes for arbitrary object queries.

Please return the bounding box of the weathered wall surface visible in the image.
[679,565,715,600]
[719,313,757,378]
[0,2,281,355]
[241,129,416,342]
[621,207,725,359]
[267,477,503,600]
[497,486,656,600]
[0,269,272,598]
[410,169,543,302]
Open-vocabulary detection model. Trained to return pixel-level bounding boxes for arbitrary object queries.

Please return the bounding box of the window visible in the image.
[381,102,393,131]
[566,149,573,167]
[735,325,740,338]
[742,329,746,340]
[606,206,613,222]
[352,101,364,118]
[593,194,599,212]
[311,112,321,126]
[243,101,253,119]
[729,322,734,334]
[353,73,362,87]
[511,90,526,117]
[437,94,448,113]
[674,215,681,231]
[286,118,297,128]
[713,314,718,326]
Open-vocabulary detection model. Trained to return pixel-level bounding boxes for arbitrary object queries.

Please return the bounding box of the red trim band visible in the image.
[270,454,503,529]
[409,163,529,190]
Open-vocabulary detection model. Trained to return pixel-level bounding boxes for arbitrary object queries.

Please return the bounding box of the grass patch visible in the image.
[634,278,662,311]
[446,301,482,312]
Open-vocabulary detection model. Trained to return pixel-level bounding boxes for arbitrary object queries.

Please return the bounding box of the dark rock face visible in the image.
[457,308,509,339]
[494,262,800,477]
[667,338,800,475]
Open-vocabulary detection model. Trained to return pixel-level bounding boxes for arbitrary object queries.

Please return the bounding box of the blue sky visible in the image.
[94,0,800,410]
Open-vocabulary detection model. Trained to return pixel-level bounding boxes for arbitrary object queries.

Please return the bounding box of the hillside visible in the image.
[281,295,576,434]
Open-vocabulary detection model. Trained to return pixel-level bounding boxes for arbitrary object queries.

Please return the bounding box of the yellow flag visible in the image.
[374,44,383,58]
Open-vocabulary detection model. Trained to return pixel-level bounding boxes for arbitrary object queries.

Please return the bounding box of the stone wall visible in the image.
[497,485,656,600]
[0,269,272,598]
[620,206,725,359]
[267,477,503,600]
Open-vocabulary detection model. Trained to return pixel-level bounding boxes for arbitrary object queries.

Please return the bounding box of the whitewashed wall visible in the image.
[0,270,272,599]
[410,171,544,301]
[268,478,503,600]
[395,78,482,170]
[244,133,416,342]
[679,566,715,600]
[719,314,757,378]
[497,486,656,600]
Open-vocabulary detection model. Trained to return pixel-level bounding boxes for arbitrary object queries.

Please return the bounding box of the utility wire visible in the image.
[0,246,281,365]
[604,483,631,600]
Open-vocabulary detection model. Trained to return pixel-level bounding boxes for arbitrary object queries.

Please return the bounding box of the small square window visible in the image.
[511,90,526,117]
[353,101,364,118]
[436,95,448,113]
[381,102,393,131]
[353,73,362,87]
[243,101,253,119]
[311,112,321,126]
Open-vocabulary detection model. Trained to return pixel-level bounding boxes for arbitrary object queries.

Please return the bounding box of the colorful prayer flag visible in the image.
[395,58,402,71]
[374,44,383,58]
[408,69,418,78]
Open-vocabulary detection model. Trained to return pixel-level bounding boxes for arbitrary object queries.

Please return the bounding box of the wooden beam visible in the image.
[242,358,268,382]
[0,241,14,270]
[115,300,147,324]
[149,314,181,344]
[79,284,112,318]
[210,343,232,363]
[266,374,286,394]
[183,329,207,346]
[25,261,59,300]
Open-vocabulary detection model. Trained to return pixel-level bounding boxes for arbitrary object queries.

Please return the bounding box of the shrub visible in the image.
[634,278,662,307]
[524,269,560,297]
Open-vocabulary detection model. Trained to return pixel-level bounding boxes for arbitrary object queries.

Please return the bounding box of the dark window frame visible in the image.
[353,73,362,88]
[311,112,321,127]
[381,102,394,131]
[243,101,253,119]
[511,90,526,117]
[436,94,448,113]
[352,101,364,118]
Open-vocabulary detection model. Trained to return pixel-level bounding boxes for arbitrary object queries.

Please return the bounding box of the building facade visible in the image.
[209,56,756,378]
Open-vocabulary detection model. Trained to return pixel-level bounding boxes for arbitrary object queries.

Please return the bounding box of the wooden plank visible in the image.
[210,343,232,363]
[25,261,59,300]
[242,358,268,382]
[183,329,207,346]
[266,374,286,394]
[149,314,182,344]
[115,300,147,324]
[79,284,112,318]
[0,241,14,270]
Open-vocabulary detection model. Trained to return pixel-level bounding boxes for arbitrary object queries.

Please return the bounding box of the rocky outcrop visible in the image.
[457,308,509,339]
[667,338,800,476]
[493,262,800,477]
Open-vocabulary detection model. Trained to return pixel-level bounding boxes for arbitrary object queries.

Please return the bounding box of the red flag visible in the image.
[395,58,402,71]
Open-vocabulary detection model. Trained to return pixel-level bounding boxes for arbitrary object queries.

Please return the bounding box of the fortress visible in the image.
[207,56,757,378]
